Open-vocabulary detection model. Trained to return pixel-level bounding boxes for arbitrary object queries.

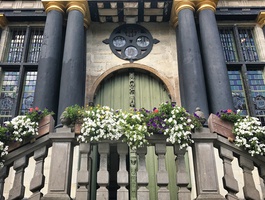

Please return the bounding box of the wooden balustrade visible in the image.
[0,124,264,200]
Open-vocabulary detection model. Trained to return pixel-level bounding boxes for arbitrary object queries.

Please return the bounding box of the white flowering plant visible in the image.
[0,141,8,167]
[77,105,123,143]
[145,102,201,149]
[74,103,201,150]
[0,107,53,167]
[233,116,265,156]
[164,105,195,149]
[4,115,39,142]
[117,109,151,150]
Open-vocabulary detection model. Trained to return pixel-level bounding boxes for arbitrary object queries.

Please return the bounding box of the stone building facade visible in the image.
[0,0,265,199]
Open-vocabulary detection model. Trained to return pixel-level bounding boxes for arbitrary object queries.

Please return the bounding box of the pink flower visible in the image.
[35,107,39,111]
[227,109,233,113]
[153,109,159,113]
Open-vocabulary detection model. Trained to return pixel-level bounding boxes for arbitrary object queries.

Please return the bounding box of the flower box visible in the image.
[208,113,235,140]
[8,114,54,152]
[74,123,82,134]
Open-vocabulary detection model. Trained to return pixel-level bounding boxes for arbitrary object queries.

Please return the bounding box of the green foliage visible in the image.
[0,126,11,144]
[61,104,85,126]
[26,107,54,122]
[217,109,242,123]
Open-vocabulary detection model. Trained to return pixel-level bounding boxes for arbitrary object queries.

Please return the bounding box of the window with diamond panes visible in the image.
[220,26,265,123]
[0,26,43,124]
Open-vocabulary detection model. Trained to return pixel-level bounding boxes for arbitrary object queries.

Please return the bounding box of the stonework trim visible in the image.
[41,0,91,27]
[170,0,219,27]
[257,11,265,28]
[42,1,65,13]
[196,0,218,13]
[87,63,175,104]
[0,14,8,28]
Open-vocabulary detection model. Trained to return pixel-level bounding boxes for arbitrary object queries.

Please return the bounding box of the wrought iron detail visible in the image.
[129,72,135,108]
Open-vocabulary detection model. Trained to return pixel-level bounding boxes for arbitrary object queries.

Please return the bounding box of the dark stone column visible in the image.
[176,4,209,117]
[198,7,234,114]
[57,7,86,121]
[33,4,64,116]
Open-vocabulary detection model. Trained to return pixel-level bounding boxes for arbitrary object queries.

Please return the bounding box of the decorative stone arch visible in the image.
[87,63,176,104]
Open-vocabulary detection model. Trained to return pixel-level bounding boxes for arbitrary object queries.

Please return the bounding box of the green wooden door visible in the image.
[93,70,177,200]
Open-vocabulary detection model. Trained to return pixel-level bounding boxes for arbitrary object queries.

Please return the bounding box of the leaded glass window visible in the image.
[247,70,265,117]
[221,25,265,124]
[238,29,259,62]
[0,25,43,124]
[27,28,43,63]
[219,27,259,62]
[228,71,247,115]
[5,27,43,63]
[6,28,26,63]
[20,71,37,114]
[219,28,238,62]
[0,71,19,124]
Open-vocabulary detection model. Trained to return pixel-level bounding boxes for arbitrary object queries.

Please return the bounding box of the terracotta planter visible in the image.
[74,123,82,134]
[208,114,235,140]
[37,114,55,138]
[8,114,55,152]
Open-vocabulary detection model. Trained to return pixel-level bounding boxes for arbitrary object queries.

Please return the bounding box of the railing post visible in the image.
[136,146,149,200]
[239,156,260,199]
[155,143,170,199]
[219,147,239,200]
[117,143,128,200]
[0,166,9,200]
[76,143,91,200]
[192,128,226,200]
[8,156,29,200]
[29,146,48,200]
[42,127,76,200]
[174,146,191,200]
[97,143,109,200]
[258,167,265,199]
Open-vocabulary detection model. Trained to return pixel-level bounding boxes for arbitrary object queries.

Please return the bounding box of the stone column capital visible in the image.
[66,1,91,28]
[0,14,8,28]
[170,0,195,27]
[42,0,91,27]
[42,1,65,13]
[257,11,265,28]
[196,0,219,13]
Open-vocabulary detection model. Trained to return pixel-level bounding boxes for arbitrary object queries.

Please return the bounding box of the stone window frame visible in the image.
[0,23,44,124]
[218,22,265,123]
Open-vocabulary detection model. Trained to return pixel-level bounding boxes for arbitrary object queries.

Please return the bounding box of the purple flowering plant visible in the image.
[216,109,242,123]
[144,102,202,135]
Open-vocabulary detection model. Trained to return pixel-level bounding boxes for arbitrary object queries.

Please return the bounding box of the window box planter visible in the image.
[208,113,235,140]
[8,114,55,152]
[74,123,82,134]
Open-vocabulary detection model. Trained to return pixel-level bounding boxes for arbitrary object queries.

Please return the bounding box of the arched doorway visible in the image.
[92,68,177,199]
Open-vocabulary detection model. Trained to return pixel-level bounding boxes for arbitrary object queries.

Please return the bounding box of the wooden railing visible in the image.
[0,125,265,200]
